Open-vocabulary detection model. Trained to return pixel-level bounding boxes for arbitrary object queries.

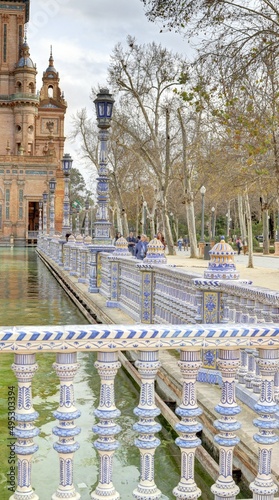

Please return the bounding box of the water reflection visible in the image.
[0,248,215,499]
[0,248,87,326]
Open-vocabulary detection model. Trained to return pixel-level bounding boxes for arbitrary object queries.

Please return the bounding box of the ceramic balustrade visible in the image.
[37,235,279,330]
[219,282,279,324]
[78,236,92,284]
[2,323,279,500]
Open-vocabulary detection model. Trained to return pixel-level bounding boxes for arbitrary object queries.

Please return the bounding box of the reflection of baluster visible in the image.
[211,349,241,500]
[250,348,279,500]
[52,352,81,500]
[11,354,39,500]
[173,349,203,500]
[91,351,121,500]
[133,350,161,500]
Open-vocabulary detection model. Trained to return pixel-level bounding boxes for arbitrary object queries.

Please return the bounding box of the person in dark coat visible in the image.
[126,231,137,255]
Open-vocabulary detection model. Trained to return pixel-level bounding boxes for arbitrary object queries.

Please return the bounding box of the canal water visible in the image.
[0,248,214,499]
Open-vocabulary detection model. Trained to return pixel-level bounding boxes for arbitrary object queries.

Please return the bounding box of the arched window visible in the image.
[48,85,53,98]
[29,82,35,94]
[16,81,22,93]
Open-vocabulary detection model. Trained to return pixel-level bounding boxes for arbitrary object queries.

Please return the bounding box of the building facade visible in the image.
[0,0,67,245]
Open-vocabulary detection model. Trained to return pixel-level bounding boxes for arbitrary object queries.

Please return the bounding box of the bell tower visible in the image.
[0,0,67,244]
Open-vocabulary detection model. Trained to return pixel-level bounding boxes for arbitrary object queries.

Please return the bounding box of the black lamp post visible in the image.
[76,204,80,235]
[89,88,115,293]
[38,199,43,235]
[200,186,206,243]
[93,88,114,244]
[49,178,56,237]
[62,153,73,237]
[42,191,48,235]
[85,199,90,237]
[211,207,216,241]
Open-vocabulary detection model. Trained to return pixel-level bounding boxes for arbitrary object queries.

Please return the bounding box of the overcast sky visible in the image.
[27,0,189,174]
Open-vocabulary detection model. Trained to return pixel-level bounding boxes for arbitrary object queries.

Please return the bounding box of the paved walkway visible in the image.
[166,250,279,292]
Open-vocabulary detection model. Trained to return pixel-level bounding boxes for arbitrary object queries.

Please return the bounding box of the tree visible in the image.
[70,166,92,208]
[108,37,201,255]
[141,0,279,69]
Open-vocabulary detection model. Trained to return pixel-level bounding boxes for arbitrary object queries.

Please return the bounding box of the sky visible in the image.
[27,0,190,177]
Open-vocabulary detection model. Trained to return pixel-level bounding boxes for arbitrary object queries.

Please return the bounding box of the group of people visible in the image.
[114,231,166,260]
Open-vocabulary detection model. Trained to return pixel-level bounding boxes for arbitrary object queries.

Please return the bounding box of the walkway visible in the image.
[166,250,279,291]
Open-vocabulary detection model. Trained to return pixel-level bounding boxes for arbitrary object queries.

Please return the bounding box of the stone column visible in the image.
[52,352,81,500]
[173,349,203,500]
[211,348,241,500]
[10,354,39,500]
[133,350,162,500]
[91,351,121,500]
[250,348,279,500]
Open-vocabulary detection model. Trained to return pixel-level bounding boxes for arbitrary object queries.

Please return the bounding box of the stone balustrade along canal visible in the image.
[3,232,278,500]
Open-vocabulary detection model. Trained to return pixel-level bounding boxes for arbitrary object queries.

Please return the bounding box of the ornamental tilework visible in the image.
[203,291,219,323]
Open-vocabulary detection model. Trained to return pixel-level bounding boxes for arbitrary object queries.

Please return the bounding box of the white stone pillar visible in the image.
[173,349,203,500]
[91,351,121,500]
[250,348,279,500]
[133,350,162,500]
[211,348,241,500]
[10,354,39,500]
[52,352,81,500]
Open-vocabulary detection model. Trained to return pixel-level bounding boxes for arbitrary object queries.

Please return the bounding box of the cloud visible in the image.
[27,0,189,172]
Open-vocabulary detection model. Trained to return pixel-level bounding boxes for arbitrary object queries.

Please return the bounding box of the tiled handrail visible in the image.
[3,323,279,500]
[1,323,279,352]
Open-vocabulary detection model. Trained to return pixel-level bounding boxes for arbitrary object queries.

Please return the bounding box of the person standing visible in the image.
[183,235,189,251]
[135,234,148,260]
[177,237,183,251]
[126,231,137,255]
[236,236,243,255]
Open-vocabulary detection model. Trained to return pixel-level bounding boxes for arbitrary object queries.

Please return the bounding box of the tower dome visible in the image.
[203,236,240,280]
[16,40,35,69]
[45,47,57,74]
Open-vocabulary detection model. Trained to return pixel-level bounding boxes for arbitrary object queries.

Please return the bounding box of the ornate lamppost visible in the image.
[62,153,73,237]
[89,88,115,293]
[75,204,80,235]
[38,199,43,235]
[42,191,48,235]
[84,199,89,237]
[211,206,216,242]
[49,178,56,237]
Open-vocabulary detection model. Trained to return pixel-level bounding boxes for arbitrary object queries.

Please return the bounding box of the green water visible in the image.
[0,248,214,499]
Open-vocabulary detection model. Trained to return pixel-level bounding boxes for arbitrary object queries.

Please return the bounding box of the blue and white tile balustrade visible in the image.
[10,353,40,500]
[52,352,81,500]
[173,349,203,500]
[91,351,121,500]
[133,350,162,499]
[211,349,241,500]
[1,323,279,500]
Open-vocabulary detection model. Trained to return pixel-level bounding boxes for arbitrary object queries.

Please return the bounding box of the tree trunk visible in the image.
[186,195,199,258]
[262,202,270,255]
[177,108,198,258]
[237,195,247,242]
[244,188,254,268]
